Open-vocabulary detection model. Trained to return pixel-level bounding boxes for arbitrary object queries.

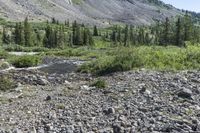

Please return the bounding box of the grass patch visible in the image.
[0,50,9,59]
[0,75,16,91]
[9,55,41,68]
[90,79,107,89]
[72,0,83,4]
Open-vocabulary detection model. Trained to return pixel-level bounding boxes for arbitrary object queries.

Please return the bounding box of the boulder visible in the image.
[177,88,192,99]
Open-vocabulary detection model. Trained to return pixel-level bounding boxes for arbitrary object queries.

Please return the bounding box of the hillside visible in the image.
[0,0,180,26]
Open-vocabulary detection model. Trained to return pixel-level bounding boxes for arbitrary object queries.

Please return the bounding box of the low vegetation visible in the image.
[79,45,200,75]
[9,55,41,68]
[0,50,9,59]
[0,75,16,91]
[90,79,107,89]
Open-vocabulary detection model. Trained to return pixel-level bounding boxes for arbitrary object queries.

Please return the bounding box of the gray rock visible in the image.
[13,129,22,133]
[37,78,49,86]
[80,85,91,91]
[108,107,115,114]
[45,95,51,101]
[112,124,124,133]
[177,88,193,99]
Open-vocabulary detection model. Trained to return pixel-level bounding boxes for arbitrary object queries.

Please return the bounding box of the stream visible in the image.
[1,52,85,74]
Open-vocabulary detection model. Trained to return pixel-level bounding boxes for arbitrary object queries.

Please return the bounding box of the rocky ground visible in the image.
[1,68,200,133]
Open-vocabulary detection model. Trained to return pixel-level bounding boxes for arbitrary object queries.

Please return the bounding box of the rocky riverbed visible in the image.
[1,68,200,133]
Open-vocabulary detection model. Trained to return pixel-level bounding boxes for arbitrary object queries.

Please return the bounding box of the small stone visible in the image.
[45,95,51,101]
[112,123,123,133]
[139,83,146,93]
[119,115,126,121]
[46,124,53,131]
[27,111,32,114]
[30,126,37,133]
[49,110,57,119]
[80,85,91,91]
[37,78,49,86]
[13,128,22,133]
[108,107,115,114]
[145,90,151,95]
[65,125,74,133]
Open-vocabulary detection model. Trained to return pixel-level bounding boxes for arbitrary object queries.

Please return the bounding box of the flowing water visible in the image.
[1,52,85,74]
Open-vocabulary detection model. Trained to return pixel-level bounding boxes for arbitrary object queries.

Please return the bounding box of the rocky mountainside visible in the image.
[0,0,180,26]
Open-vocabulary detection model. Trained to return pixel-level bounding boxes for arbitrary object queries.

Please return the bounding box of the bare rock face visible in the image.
[0,0,181,26]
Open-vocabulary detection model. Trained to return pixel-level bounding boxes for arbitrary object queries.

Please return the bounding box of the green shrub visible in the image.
[10,55,41,68]
[79,46,200,75]
[0,75,16,91]
[0,50,9,59]
[0,62,10,70]
[90,79,107,89]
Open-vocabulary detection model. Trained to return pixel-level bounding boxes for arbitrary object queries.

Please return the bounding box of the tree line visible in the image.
[2,17,95,48]
[107,12,200,47]
[1,12,200,48]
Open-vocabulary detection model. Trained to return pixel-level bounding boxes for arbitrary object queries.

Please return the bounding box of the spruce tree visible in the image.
[2,27,10,44]
[14,23,20,45]
[83,28,89,45]
[19,22,25,45]
[117,28,121,44]
[57,25,65,48]
[93,25,98,36]
[72,21,77,45]
[76,25,83,45]
[138,27,145,45]
[44,25,53,48]
[24,17,32,46]
[124,25,129,46]
[35,30,42,46]
[176,17,184,47]
[111,30,117,44]
[183,11,193,41]
[52,17,56,24]
[88,29,94,46]
[163,17,170,46]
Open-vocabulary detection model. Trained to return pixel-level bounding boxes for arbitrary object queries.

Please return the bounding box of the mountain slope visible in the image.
[0,0,181,26]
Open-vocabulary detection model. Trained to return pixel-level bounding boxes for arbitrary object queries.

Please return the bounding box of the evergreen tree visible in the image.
[2,27,10,44]
[124,25,129,46]
[52,17,56,24]
[76,25,83,45]
[129,26,136,45]
[35,30,42,46]
[111,30,117,45]
[69,33,73,47]
[83,28,89,45]
[44,25,53,48]
[183,11,193,41]
[163,17,170,46]
[93,25,98,36]
[88,29,94,46]
[138,27,145,45]
[24,17,32,46]
[57,25,65,48]
[65,20,70,27]
[117,28,121,44]
[19,22,25,45]
[72,21,77,45]
[176,17,184,47]
[14,23,20,45]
